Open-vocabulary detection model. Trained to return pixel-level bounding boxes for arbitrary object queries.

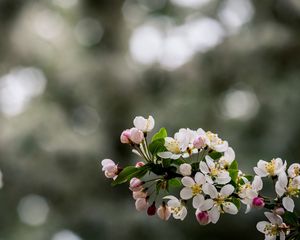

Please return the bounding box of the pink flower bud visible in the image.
[120,129,131,144]
[179,163,192,176]
[135,161,145,168]
[274,207,285,216]
[135,198,148,211]
[252,197,265,208]
[101,159,118,179]
[132,190,147,200]
[147,202,156,216]
[129,128,144,144]
[157,204,171,221]
[193,136,205,149]
[129,177,143,192]
[195,210,210,225]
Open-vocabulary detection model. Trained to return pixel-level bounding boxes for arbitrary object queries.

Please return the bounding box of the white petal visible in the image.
[209,206,220,224]
[220,184,234,197]
[254,167,268,177]
[257,160,268,170]
[203,183,218,199]
[275,181,286,197]
[224,147,235,162]
[157,152,173,159]
[216,176,231,185]
[101,159,115,167]
[181,176,195,187]
[180,207,188,220]
[282,196,294,212]
[133,116,146,131]
[180,187,193,200]
[205,156,215,169]
[245,204,251,214]
[192,194,204,209]
[170,154,181,159]
[195,172,206,185]
[265,212,283,225]
[223,202,238,215]
[256,221,269,233]
[214,141,228,152]
[199,161,210,174]
[280,231,286,240]
[278,173,288,188]
[201,199,214,211]
[252,176,263,191]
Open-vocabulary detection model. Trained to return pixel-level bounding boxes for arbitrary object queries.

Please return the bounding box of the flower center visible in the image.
[294,166,300,176]
[171,206,181,215]
[265,160,276,176]
[191,184,202,195]
[166,140,181,154]
[211,168,219,176]
[287,180,299,197]
[264,224,278,237]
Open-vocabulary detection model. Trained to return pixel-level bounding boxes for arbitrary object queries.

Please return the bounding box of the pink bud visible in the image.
[120,129,131,144]
[135,161,145,168]
[132,190,147,200]
[195,210,210,225]
[157,204,171,221]
[135,198,148,211]
[274,207,285,216]
[193,136,205,149]
[129,128,144,144]
[252,197,265,208]
[147,202,156,216]
[129,177,143,192]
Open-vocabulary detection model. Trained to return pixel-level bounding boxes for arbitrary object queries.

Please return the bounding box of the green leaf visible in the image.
[244,175,254,182]
[168,178,182,187]
[229,160,238,171]
[208,151,222,160]
[231,197,241,210]
[111,166,148,186]
[151,128,167,142]
[156,180,163,195]
[149,138,167,155]
[229,160,239,183]
[172,159,185,166]
[283,212,299,226]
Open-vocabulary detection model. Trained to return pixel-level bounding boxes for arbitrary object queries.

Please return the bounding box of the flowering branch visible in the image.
[101,116,300,240]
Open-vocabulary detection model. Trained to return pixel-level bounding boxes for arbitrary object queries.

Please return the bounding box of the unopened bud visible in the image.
[252,197,265,208]
[129,178,143,192]
[179,163,192,176]
[195,210,210,225]
[135,198,148,211]
[193,136,205,149]
[274,207,285,216]
[147,202,156,216]
[135,161,145,168]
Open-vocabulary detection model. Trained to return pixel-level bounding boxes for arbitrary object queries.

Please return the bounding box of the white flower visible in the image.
[256,212,289,240]
[203,184,238,224]
[238,176,263,213]
[133,115,155,132]
[180,172,207,208]
[101,159,118,179]
[218,147,235,169]
[205,131,228,152]
[275,173,299,212]
[200,156,231,184]
[163,195,187,220]
[254,158,287,178]
[179,163,192,176]
[288,163,300,178]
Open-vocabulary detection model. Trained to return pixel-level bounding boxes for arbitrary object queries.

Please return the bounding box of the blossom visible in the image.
[132,190,147,200]
[135,161,145,168]
[218,147,235,169]
[133,115,155,132]
[195,210,210,225]
[254,158,287,178]
[157,203,171,221]
[193,194,214,225]
[200,156,231,184]
[120,128,144,145]
[101,159,118,179]
[288,163,300,178]
[238,176,263,213]
[203,184,238,224]
[252,197,265,208]
[147,202,156,216]
[180,172,207,208]
[135,197,149,211]
[163,196,187,220]
[129,178,144,192]
[256,212,289,240]
[275,173,299,212]
[179,163,192,176]
[120,129,131,144]
[205,131,228,152]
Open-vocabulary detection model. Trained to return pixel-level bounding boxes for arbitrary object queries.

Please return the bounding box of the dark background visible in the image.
[0,0,300,239]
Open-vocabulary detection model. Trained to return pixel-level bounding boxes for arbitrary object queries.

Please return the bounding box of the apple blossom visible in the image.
[135,197,149,211]
[164,196,187,221]
[157,203,171,221]
[101,159,118,179]
[132,190,147,200]
[129,178,144,192]
[179,163,192,176]
[218,147,235,169]
[256,212,289,240]
[120,129,131,144]
[195,210,210,225]
[133,116,155,132]
[205,131,228,152]
[147,202,156,216]
[135,161,145,168]
[254,158,287,178]
[252,197,265,208]
[129,128,144,144]
[288,163,300,178]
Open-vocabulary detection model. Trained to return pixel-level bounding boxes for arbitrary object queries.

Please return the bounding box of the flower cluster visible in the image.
[101,116,300,240]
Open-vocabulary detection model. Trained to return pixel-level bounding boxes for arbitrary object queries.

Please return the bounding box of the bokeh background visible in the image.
[0,0,300,239]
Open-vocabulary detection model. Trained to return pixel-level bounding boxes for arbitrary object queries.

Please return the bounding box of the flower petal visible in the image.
[220,184,234,197]
[195,172,206,185]
[203,183,218,199]
[256,221,269,233]
[180,187,193,200]
[199,161,209,174]
[192,194,204,209]
[209,206,220,224]
[223,202,238,215]
[201,199,214,211]
[282,196,294,212]
[181,176,195,187]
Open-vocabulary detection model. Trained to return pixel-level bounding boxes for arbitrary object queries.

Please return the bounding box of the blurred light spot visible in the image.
[159,35,193,70]
[52,230,82,240]
[218,0,254,33]
[183,18,225,52]
[171,0,210,8]
[122,1,148,24]
[71,106,100,136]
[17,195,49,226]
[222,89,259,120]
[52,0,79,9]
[0,67,47,117]
[74,18,103,47]
[33,10,64,40]
[137,0,167,11]
[129,25,163,65]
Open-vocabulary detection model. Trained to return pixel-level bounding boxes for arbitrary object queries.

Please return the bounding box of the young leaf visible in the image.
[151,128,167,142]
[149,139,166,155]
[229,160,239,183]
[231,197,241,210]
[111,166,148,186]
[229,160,238,171]
[168,178,182,187]
[208,151,222,160]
